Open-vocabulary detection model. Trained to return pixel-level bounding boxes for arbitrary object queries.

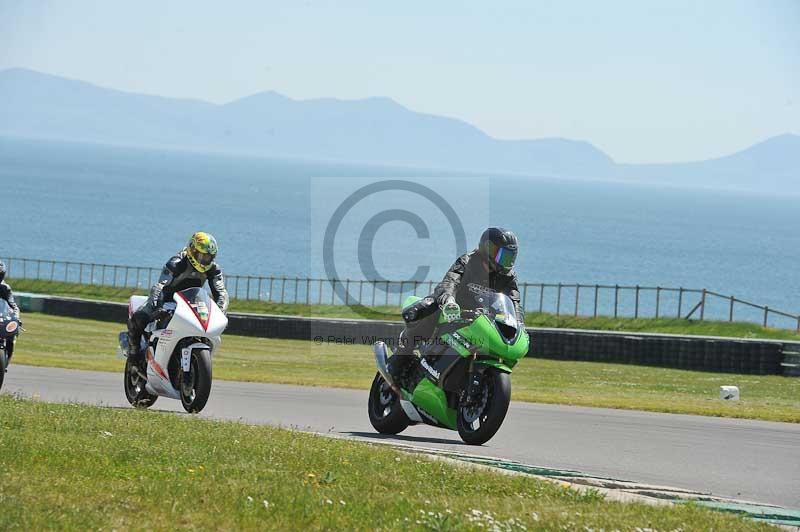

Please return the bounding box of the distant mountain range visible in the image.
[1,68,797,191]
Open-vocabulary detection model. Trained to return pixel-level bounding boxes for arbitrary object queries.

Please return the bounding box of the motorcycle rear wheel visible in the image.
[368,373,410,434]
[457,368,511,445]
[124,357,158,408]
[180,349,212,414]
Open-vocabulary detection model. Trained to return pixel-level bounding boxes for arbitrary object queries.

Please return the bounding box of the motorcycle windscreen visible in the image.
[469,290,520,336]
[0,299,11,318]
[175,287,213,331]
[0,299,19,337]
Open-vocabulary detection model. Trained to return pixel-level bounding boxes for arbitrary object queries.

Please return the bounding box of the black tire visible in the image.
[123,357,158,408]
[0,349,7,392]
[180,349,212,414]
[367,373,410,435]
[457,369,511,445]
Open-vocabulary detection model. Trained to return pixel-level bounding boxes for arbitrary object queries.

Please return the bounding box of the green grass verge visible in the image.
[12,278,800,340]
[0,396,774,531]
[13,312,800,422]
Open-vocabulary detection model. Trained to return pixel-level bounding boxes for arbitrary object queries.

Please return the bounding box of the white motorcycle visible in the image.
[118,287,228,413]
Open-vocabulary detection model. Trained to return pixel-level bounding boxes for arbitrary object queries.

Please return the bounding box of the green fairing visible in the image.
[403,294,529,366]
[410,379,457,429]
[440,314,529,366]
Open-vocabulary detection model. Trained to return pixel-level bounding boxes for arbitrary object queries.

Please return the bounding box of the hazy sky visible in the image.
[1,1,797,163]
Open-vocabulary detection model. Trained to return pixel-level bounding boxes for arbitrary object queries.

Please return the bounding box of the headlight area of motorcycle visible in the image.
[6,321,18,333]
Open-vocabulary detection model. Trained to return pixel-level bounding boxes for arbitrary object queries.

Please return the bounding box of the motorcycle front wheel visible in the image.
[124,357,158,408]
[367,373,410,434]
[180,349,212,413]
[457,368,511,445]
[0,348,7,391]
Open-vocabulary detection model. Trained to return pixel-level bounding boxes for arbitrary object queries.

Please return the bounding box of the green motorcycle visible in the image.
[369,287,529,445]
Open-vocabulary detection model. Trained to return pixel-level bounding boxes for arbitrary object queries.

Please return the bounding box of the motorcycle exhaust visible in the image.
[373,341,401,395]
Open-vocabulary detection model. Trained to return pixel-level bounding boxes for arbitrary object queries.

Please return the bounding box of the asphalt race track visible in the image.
[5,365,799,510]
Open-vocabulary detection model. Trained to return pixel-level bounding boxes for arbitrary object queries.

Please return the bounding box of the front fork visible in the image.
[463,354,483,405]
[180,347,192,393]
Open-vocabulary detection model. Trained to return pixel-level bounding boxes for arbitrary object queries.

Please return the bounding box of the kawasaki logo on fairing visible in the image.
[420,358,440,380]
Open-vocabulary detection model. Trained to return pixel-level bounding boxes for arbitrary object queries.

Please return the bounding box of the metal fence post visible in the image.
[346,279,351,305]
[295,277,300,303]
[763,307,769,327]
[359,280,365,305]
[37,259,42,279]
[574,284,580,316]
[268,276,274,303]
[79,263,84,283]
[677,287,683,318]
[538,283,544,313]
[729,296,734,322]
[90,263,95,284]
[246,276,251,300]
[306,278,311,305]
[634,285,640,319]
[700,289,706,321]
[655,287,661,319]
[64,261,69,282]
[281,277,286,304]
[593,284,599,317]
[258,277,263,301]
[556,283,562,316]
[614,284,619,318]
[50,261,55,281]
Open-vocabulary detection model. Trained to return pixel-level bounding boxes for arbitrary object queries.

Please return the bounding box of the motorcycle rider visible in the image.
[387,227,524,383]
[127,232,229,362]
[0,261,20,363]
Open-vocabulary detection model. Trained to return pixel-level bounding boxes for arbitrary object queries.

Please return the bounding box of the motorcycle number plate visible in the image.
[181,348,191,372]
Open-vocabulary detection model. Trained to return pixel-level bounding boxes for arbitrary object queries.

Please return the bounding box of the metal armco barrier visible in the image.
[17,294,800,376]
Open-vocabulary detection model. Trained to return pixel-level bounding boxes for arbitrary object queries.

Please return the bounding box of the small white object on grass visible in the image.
[720,385,740,401]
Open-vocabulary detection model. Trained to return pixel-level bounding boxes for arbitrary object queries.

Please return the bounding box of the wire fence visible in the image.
[3,256,799,331]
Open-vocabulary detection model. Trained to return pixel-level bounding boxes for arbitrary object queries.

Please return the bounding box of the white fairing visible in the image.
[127,289,228,400]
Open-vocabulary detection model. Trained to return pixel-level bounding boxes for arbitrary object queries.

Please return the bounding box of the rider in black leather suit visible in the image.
[127,232,229,361]
[0,261,20,362]
[388,227,524,382]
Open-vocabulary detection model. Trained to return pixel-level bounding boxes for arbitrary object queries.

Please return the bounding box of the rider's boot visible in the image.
[126,318,146,368]
[387,329,415,383]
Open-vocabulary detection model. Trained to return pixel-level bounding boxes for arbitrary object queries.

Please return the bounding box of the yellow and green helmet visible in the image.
[186,232,218,273]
